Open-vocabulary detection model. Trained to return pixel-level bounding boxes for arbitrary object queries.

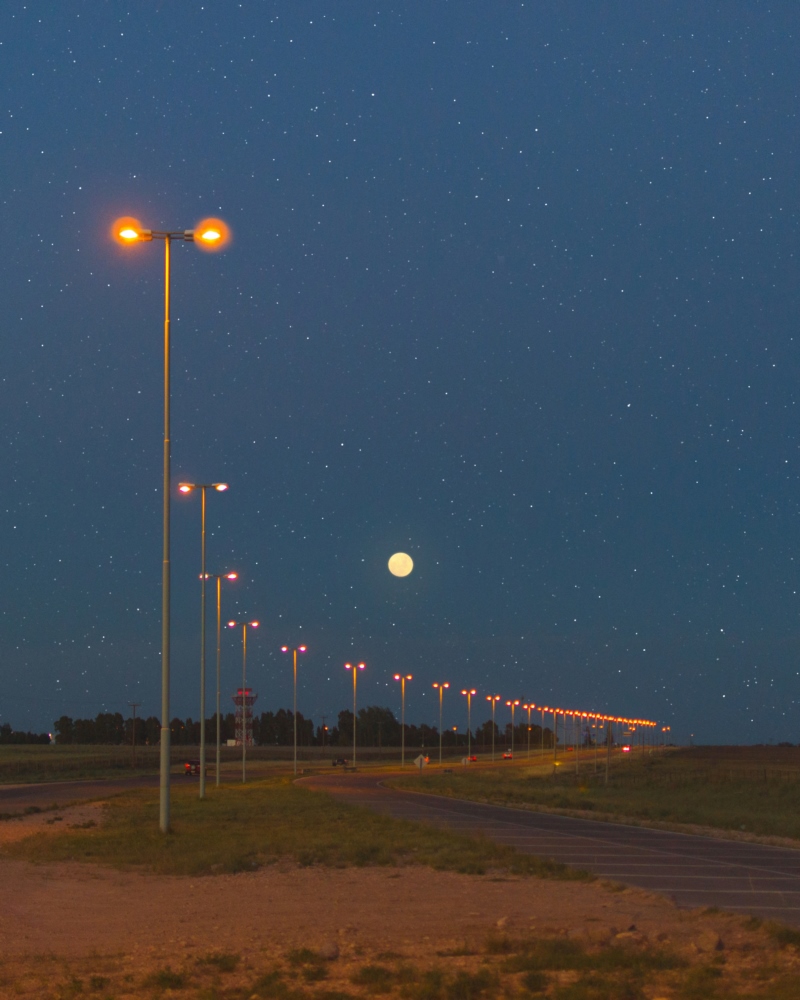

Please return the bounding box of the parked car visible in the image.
[621,745,631,753]
[467,755,478,762]
[184,759,203,775]
[502,751,513,760]
[332,757,349,767]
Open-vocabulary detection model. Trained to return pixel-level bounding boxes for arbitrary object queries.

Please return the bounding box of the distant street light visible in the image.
[179,482,229,800]
[281,645,307,775]
[204,571,237,786]
[228,620,259,782]
[432,682,450,765]
[393,674,412,766]
[114,215,230,833]
[344,662,365,766]
[461,689,476,759]
[506,700,520,757]
[486,695,501,762]
[522,702,535,759]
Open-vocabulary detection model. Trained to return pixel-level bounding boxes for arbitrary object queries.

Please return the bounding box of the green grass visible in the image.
[2,777,589,879]
[391,749,800,840]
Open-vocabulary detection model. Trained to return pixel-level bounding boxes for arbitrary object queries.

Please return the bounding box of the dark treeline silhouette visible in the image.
[0,723,50,745]
[49,706,556,748]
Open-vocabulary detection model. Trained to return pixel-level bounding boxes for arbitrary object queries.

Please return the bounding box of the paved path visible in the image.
[0,774,160,812]
[301,771,800,925]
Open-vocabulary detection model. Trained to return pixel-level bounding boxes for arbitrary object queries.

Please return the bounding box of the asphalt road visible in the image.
[0,774,161,812]
[300,771,800,926]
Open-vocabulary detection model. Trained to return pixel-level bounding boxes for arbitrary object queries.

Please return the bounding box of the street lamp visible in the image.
[281,645,307,775]
[522,702,535,759]
[432,682,450,765]
[344,662,365,766]
[506,700,520,757]
[179,482,229,800]
[486,695,501,762]
[203,570,237,786]
[114,215,230,834]
[228,620,259,783]
[393,674,412,766]
[541,706,547,758]
[553,709,559,770]
[461,689,476,759]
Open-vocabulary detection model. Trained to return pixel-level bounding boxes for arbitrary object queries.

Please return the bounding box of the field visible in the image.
[4,774,800,998]
[392,746,800,841]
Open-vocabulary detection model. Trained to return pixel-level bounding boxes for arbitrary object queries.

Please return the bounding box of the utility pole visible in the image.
[128,702,141,768]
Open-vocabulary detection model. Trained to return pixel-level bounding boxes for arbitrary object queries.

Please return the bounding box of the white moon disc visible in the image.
[388,552,414,577]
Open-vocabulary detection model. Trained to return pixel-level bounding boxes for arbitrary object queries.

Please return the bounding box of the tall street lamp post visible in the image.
[281,645,307,775]
[541,706,547,758]
[522,702,534,759]
[179,482,229,800]
[344,662,365,766]
[432,682,450,765]
[486,695,501,762]
[393,674,412,766]
[553,709,559,771]
[461,689,476,759]
[205,571,237,786]
[114,215,229,833]
[506,700,520,757]
[228,620,259,783]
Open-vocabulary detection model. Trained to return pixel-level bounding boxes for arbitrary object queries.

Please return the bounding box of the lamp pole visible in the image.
[432,682,450,765]
[179,482,229,799]
[344,662,365,766]
[461,689,476,759]
[486,695,501,762]
[281,645,307,775]
[208,572,238,786]
[553,709,559,771]
[394,674,412,766]
[228,620,259,782]
[506,700,520,757]
[114,215,229,833]
[541,706,547,759]
[522,703,534,759]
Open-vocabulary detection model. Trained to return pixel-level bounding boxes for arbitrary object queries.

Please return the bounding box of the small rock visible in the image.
[496,917,508,930]
[694,930,723,952]
[316,940,339,961]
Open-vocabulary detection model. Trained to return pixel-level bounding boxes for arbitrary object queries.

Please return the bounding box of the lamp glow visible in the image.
[195,217,230,251]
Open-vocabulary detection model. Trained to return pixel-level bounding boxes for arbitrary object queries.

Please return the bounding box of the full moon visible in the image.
[388,552,414,577]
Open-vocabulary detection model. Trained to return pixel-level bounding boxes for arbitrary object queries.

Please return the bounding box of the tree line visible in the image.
[0,724,51,745]
[50,706,556,748]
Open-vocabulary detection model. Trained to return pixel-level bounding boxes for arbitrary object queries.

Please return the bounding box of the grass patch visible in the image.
[143,965,186,989]
[764,921,800,949]
[198,951,240,972]
[3,777,591,879]
[391,747,800,840]
[350,964,395,992]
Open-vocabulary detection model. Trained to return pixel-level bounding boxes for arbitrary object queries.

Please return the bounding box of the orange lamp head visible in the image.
[194,217,230,251]
[112,216,149,244]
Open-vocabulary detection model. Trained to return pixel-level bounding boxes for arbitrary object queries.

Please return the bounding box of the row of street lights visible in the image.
[112,213,663,826]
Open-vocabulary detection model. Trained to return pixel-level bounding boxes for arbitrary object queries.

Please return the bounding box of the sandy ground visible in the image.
[1,803,799,998]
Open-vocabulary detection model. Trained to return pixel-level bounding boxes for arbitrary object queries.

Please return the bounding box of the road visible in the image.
[0,774,160,812]
[300,771,800,925]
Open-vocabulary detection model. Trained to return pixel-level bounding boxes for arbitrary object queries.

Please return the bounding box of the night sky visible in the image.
[2,2,799,744]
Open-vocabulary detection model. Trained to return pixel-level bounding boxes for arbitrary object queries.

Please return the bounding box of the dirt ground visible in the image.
[1,803,799,998]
